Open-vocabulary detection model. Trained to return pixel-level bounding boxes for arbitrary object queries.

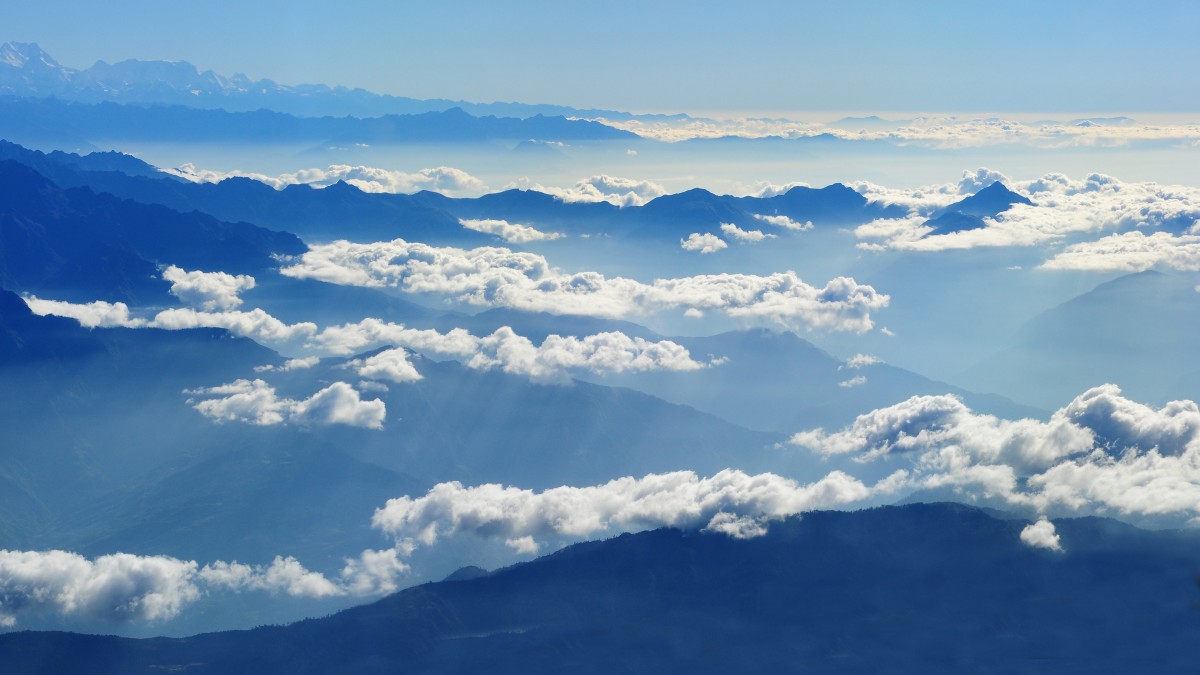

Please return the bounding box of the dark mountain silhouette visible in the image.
[2,503,1196,674]
[0,160,304,303]
[925,182,1033,235]
[0,142,906,244]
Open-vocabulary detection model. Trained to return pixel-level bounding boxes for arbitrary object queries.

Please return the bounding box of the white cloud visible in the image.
[838,375,867,388]
[371,468,899,555]
[720,223,776,242]
[458,218,563,244]
[254,356,320,373]
[150,308,318,344]
[186,379,386,429]
[22,296,146,328]
[0,547,408,627]
[790,385,1200,521]
[282,238,889,333]
[314,322,715,384]
[1019,518,1063,551]
[844,354,880,369]
[856,172,1200,253]
[680,232,728,254]
[0,550,198,626]
[509,174,668,207]
[161,265,255,311]
[752,213,812,231]
[597,114,1200,149]
[1039,231,1200,272]
[164,163,489,197]
[348,347,423,383]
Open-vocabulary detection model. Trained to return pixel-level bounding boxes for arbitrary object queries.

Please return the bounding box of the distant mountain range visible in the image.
[3,502,1196,674]
[0,41,684,123]
[0,142,904,245]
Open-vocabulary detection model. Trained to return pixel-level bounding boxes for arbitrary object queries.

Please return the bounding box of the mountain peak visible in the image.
[0,41,65,71]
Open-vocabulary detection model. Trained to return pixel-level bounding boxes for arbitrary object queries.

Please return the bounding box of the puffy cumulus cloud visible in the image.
[161,265,255,311]
[720,223,776,243]
[512,175,668,208]
[22,295,146,328]
[0,548,408,627]
[0,550,198,626]
[956,167,1010,194]
[1039,231,1200,272]
[458,218,563,244]
[164,163,489,197]
[280,239,889,333]
[466,327,711,383]
[1019,518,1063,551]
[791,394,1092,470]
[347,347,423,383]
[853,215,932,251]
[749,181,811,199]
[752,213,813,231]
[254,356,320,373]
[186,379,385,429]
[838,375,867,388]
[790,385,1200,521]
[313,321,715,384]
[198,556,341,598]
[371,468,900,555]
[680,232,728,254]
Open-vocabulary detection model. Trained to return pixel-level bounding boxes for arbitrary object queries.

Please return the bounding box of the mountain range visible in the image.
[2,503,1195,674]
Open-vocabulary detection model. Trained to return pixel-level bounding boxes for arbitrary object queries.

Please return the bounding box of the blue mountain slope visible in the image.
[3,503,1196,674]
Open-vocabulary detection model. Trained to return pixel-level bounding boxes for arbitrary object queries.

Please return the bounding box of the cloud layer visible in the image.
[458,218,563,244]
[0,548,404,627]
[164,163,489,197]
[790,384,1200,521]
[371,468,900,555]
[280,238,889,332]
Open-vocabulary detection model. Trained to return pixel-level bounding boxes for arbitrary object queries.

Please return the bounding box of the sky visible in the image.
[3,0,1198,114]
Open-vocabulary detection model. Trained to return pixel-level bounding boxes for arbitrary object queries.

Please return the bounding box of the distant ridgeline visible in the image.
[0,41,690,122]
[0,140,906,245]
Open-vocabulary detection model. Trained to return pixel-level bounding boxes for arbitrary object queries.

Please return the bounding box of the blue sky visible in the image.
[3,0,1197,114]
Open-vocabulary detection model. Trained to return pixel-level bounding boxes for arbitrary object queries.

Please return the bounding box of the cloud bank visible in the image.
[161,265,255,311]
[790,384,1200,521]
[371,468,902,555]
[0,548,404,627]
[510,175,668,207]
[164,163,489,197]
[280,238,889,332]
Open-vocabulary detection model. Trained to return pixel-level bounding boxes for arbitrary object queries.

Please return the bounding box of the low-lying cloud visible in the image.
[680,232,728,254]
[0,548,405,627]
[186,380,386,429]
[458,218,564,244]
[280,238,890,332]
[161,265,255,311]
[371,468,903,555]
[164,163,489,197]
[790,384,1200,520]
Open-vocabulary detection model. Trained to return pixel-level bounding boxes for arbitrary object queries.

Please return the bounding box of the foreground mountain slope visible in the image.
[3,503,1196,674]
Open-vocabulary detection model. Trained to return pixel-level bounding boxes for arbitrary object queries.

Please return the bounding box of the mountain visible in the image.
[588,328,1042,434]
[924,181,1033,235]
[960,270,1200,408]
[3,503,1196,674]
[0,96,638,148]
[0,41,685,122]
[0,142,906,245]
[0,159,304,303]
